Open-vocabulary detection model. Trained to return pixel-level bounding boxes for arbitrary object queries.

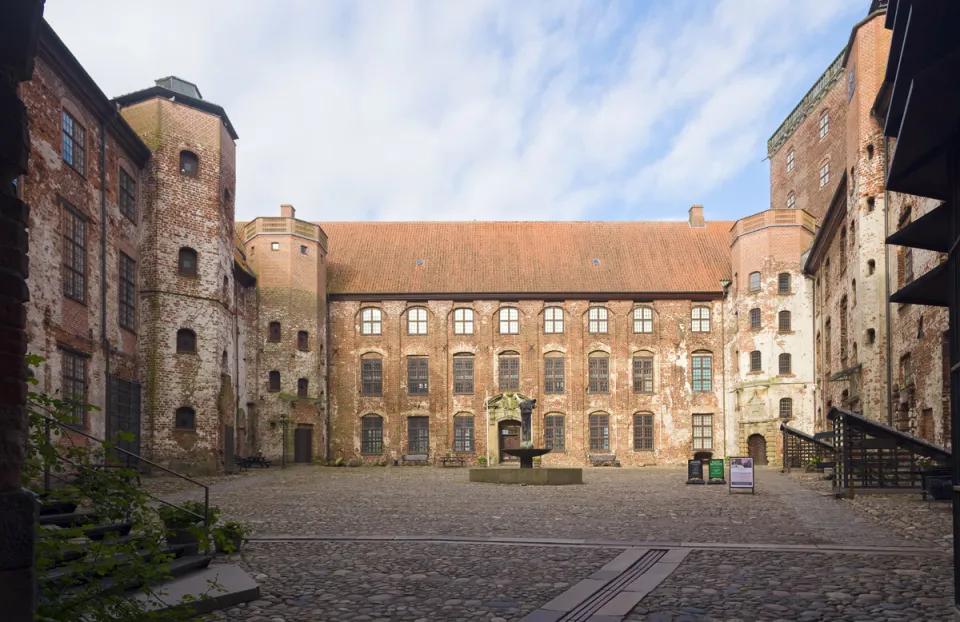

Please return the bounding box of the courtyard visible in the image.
[147,466,954,621]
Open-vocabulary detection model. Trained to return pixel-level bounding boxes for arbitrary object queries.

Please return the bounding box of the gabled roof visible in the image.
[318,220,733,298]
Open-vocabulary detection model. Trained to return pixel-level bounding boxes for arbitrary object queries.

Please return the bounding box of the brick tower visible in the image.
[116,77,241,472]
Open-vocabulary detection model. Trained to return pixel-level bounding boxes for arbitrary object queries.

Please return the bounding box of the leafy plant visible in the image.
[477,456,487,465]
[213,521,250,554]
[157,500,218,528]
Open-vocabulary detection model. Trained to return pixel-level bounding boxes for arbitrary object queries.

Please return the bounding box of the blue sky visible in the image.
[46,0,864,223]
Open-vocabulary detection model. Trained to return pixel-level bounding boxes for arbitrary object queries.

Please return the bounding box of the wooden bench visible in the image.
[401,454,429,466]
[439,456,466,467]
[589,454,618,467]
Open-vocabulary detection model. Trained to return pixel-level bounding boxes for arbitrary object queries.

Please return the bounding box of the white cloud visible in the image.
[44,0,859,222]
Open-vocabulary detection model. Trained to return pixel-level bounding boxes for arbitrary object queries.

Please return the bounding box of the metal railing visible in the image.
[37,413,211,546]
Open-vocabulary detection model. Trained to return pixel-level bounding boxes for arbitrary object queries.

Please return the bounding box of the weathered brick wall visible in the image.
[727,212,817,465]
[120,97,238,473]
[328,297,726,467]
[19,56,145,441]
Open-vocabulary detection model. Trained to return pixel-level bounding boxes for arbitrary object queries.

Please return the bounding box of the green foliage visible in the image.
[212,521,249,554]
[23,356,218,621]
[477,456,487,465]
[157,500,219,528]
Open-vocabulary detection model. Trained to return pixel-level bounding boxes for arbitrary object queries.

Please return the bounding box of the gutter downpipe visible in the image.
[234,277,240,469]
[720,284,728,458]
[324,295,331,460]
[884,136,893,426]
[100,119,111,454]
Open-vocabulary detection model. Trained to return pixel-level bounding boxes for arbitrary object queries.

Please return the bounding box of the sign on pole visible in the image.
[729,457,755,494]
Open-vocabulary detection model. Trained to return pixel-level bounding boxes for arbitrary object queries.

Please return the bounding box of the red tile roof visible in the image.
[317,221,733,296]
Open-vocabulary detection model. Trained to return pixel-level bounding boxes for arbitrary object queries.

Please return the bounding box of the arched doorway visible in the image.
[748,434,768,465]
[498,419,521,463]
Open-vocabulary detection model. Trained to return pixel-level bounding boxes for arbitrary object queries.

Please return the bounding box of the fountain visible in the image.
[469,398,583,485]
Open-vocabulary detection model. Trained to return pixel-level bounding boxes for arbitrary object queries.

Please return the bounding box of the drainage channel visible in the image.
[559,549,665,622]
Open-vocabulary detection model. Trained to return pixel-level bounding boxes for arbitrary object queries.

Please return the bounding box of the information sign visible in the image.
[686,459,704,483]
[708,459,725,483]
[729,457,755,493]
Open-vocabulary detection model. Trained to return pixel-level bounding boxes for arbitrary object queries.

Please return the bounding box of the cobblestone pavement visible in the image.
[625,550,953,622]
[793,470,953,551]
[209,541,618,621]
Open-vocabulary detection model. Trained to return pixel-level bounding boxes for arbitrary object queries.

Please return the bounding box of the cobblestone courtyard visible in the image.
[149,466,954,621]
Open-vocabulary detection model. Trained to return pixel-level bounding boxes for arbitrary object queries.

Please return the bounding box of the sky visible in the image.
[45,0,864,224]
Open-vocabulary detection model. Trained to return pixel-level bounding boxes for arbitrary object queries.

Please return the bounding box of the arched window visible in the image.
[178,247,197,277]
[453,354,474,394]
[221,350,228,369]
[749,272,761,292]
[544,307,564,334]
[779,398,793,419]
[633,306,653,333]
[498,308,519,334]
[361,415,383,455]
[544,352,565,394]
[867,144,874,159]
[297,378,308,397]
[867,259,876,275]
[498,351,520,391]
[175,407,195,430]
[778,310,791,332]
[588,307,609,334]
[750,350,762,372]
[866,328,876,344]
[268,321,281,342]
[544,414,565,451]
[588,352,609,393]
[786,192,795,210]
[749,308,761,330]
[179,150,198,176]
[778,273,791,294]
[633,351,654,393]
[361,354,382,396]
[176,329,196,353]
[851,279,857,306]
[407,307,427,335]
[453,308,474,335]
[779,353,792,375]
[453,414,474,453]
[589,413,610,451]
[633,412,654,451]
[298,330,309,351]
[268,370,280,392]
[360,308,382,335]
[692,351,712,391]
[691,306,710,332]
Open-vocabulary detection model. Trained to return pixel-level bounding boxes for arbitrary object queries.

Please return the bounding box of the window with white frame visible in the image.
[499,308,519,334]
[633,307,653,333]
[786,149,794,173]
[453,308,474,335]
[544,307,564,334]
[786,192,795,210]
[407,307,427,335]
[691,306,710,332]
[360,308,382,335]
[588,307,608,334]
[819,161,830,188]
[818,112,829,139]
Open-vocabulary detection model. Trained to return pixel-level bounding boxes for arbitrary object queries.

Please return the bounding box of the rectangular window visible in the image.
[453,356,474,394]
[544,356,565,393]
[119,168,136,221]
[749,272,761,292]
[63,205,86,302]
[499,356,520,391]
[750,350,762,372]
[62,350,86,427]
[453,416,474,453]
[361,358,383,396]
[544,307,564,334]
[361,308,382,335]
[453,308,474,334]
[119,253,136,331]
[62,110,86,174]
[544,415,565,451]
[786,149,794,173]
[633,414,654,451]
[778,273,791,294]
[407,357,428,395]
[300,245,308,255]
[407,308,427,335]
[692,414,713,450]
[633,356,654,393]
[499,308,519,334]
[819,162,830,188]
[589,414,610,451]
[633,307,653,333]
[407,417,429,454]
[749,308,761,330]
[588,307,608,333]
[819,112,829,139]
[691,307,710,332]
[588,356,609,393]
[692,353,712,392]
[361,417,383,455]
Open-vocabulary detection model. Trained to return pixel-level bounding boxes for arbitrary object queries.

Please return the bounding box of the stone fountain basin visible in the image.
[468,467,583,485]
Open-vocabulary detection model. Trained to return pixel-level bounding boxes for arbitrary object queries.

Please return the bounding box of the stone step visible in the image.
[133,563,261,615]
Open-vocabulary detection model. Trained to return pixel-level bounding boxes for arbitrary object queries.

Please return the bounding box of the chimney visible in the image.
[280,204,296,218]
[688,205,705,228]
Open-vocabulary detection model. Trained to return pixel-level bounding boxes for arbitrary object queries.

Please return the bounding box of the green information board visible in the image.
[708,459,724,479]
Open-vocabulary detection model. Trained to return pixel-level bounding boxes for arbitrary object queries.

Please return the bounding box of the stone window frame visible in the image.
[453,414,475,453]
[633,306,653,333]
[778,273,791,294]
[297,378,309,397]
[587,306,609,334]
[692,413,713,450]
[778,310,791,332]
[61,348,88,428]
[119,167,137,221]
[588,412,610,452]
[175,406,196,431]
[749,308,761,330]
[407,356,429,395]
[297,330,310,351]
[786,149,794,173]
[633,412,654,451]
[818,111,829,140]
[62,109,86,176]
[587,351,610,393]
[361,355,383,396]
[361,414,384,455]
[779,398,793,419]
[498,351,520,392]
[544,352,565,394]
[179,150,199,177]
[691,306,711,332]
[119,252,136,332]
[779,353,792,375]
[453,308,474,335]
[268,321,281,343]
[749,350,762,372]
[360,307,382,335]
[407,307,428,335]
[692,351,713,391]
[178,247,198,278]
[453,354,474,394]
[268,370,281,392]
[63,203,87,303]
[544,414,565,452]
[498,307,519,335]
[632,352,654,393]
[544,306,564,334]
[407,416,429,454]
[176,328,196,354]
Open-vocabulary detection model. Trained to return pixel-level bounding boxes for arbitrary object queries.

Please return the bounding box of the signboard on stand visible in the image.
[707,459,726,484]
[686,459,704,484]
[729,457,755,493]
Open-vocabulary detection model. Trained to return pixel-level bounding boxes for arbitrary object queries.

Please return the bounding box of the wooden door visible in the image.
[748,434,768,465]
[499,420,521,462]
[294,426,313,463]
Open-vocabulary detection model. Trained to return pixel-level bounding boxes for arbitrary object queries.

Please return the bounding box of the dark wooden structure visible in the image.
[878,0,960,613]
[780,424,834,470]
[828,407,950,490]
